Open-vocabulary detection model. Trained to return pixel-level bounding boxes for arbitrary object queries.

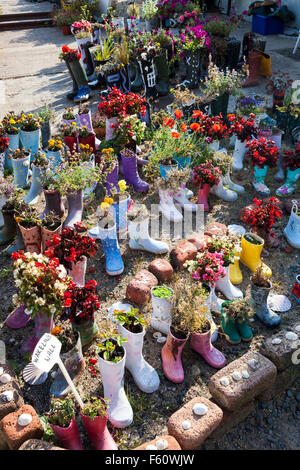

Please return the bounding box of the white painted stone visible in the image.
[295,325,300,332]
[248,359,259,370]
[1,390,13,402]
[193,403,208,416]
[182,420,191,430]
[146,444,158,450]
[285,332,298,341]
[156,439,168,450]
[241,370,250,379]
[0,373,11,384]
[153,332,162,339]
[220,377,229,387]
[232,371,242,381]
[18,413,32,426]
[157,336,167,344]
[272,338,282,345]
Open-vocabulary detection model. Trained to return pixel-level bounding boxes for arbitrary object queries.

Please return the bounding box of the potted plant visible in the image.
[211,149,244,196]
[151,285,174,334]
[45,224,98,287]
[1,112,19,171]
[96,332,133,428]
[0,188,26,249]
[11,250,71,355]
[62,279,100,347]
[192,160,222,211]
[47,398,82,450]
[292,275,300,304]
[228,113,258,170]
[114,40,131,94]
[245,137,279,196]
[60,122,78,154]
[127,2,140,30]
[113,306,160,393]
[19,113,41,159]
[156,167,193,221]
[15,207,41,254]
[91,36,115,67]
[106,179,131,232]
[80,395,117,450]
[190,110,228,152]
[40,169,65,220]
[59,45,91,103]
[40,212,62,253]
[36,105,55,149]
[276,148,300,197]
[141,0,159,31]
[170,86,198,118]
[71,19,93,73]
[0,176,14,227]
[266,71,293,111]
[91,113,106,139]
[47,138,64,169]
[250,265,280,327]
[76,103,93,133]
[221,299,254,345]
[62,108,76,126]
[77,125,95,153]
[0,132,9,177]
[9,148,31,189]
[24,149,49,205]
[119,147,149,193]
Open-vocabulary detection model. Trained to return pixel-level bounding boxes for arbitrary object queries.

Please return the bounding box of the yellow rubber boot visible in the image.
[240,232,272,278]
[229,256,243,284]
[260,52,272,77]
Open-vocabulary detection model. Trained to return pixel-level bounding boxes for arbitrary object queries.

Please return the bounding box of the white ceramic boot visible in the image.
[173,183,198,212]
[232,138,247,170]
[128,217,169,254]
[210,180,238,202]
[97,350,133,428]
[158,188,183,222]
[215,265,244,300]
[222,171,245,194]
[284,200,300,249]
[117,322,160,393]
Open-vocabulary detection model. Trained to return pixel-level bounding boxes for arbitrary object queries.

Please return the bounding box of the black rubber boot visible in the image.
[63,57,79,101]
[154,50,169,96]
[0,210,17,246]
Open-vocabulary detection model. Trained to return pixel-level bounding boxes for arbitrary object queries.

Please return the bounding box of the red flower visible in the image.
[174,110,183,119]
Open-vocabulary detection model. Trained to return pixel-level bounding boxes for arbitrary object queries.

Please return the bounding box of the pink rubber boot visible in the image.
[80,412,118,450]
[161,327,188,383]
[6,305,31,329]
[190,328,226,369]
[50,417,83,450]
[20,312,54,356]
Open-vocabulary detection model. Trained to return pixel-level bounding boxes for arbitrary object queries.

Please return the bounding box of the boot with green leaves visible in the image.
[154,50,170,97]
[235,319,253,342]
[222,299,254,344]
[221,302,241,345]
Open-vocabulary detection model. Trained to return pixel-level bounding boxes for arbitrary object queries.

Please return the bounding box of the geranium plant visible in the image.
[11,251,71,318]
[98,87,146,119]
[184,251,226,286]
[63,280,100,324]
[228,113,258,142]
[242,198,282,234]
[245,137,279,168]
[59,45,82,62]
[192,160,222,187]
[283,147,300,170]
[0,132,9,152]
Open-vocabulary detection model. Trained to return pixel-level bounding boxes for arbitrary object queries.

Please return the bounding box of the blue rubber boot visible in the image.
[19,129,41,161]
[252,165,270,196]
[98,223,124,276]
[12,155,30,188]
[4,132,19,171]
[110,196,130,233]
[47,149,62,170]
[24,164,47,205]
[250,280,280,328]
[73,86,91,103]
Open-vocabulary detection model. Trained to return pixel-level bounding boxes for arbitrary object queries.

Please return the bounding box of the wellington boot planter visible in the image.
[18,224,41,254]
[72,318,99,347]
[161,327,188,383]
[0,210,17,246]
[41,223,62,253]
[67,256,87,287]
[80,412,118,450]
[78,134,96,153]
[240,232,272,278]
[20,312,54,356]
[50,418,83,450]
[190,325,226,369]
[40,189,65,219]
[4,132,19,171]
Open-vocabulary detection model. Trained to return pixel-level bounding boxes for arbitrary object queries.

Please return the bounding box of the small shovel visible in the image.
[23,333,84,408]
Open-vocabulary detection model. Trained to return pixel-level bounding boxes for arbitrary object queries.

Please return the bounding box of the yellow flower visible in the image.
[118,180,127,192]
[28,113,33,118]
[71,122,76,127]
[9,118,16,124]
[100,202,110,211]
[104,197,113,205]
[15,217,21,224]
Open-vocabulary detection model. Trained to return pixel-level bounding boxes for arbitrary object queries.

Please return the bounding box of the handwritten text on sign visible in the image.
[32,333,62,372]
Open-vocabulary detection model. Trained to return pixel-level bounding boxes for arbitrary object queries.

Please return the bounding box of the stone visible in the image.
[187,234,211,251]
[285,332,298,341]
[260,322,300,371]
[208,351,277,411]
[193,403,208,416]
[0,404,44,450]
[204,222,227,237]
[182,420,191,430]
[134,435,181,451]
[0,381,24,420]
[0,374,11,384]
[18,414,32,427]
[170,240,197,270]
[232,371,242,381]
[220,377,229,387]
[167,397,223,450]
[148,259,173,282]
[272,338,282,345]
[241,370,250,379]
[157,336,167,344]
[209,400,256,439]
[126,270,158,305]
[18,439,65,451]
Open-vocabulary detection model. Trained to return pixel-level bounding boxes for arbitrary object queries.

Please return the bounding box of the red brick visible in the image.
[18,439,66,450]
[170,240,197,270]
[126,269,158,305]
[208,351,277,411]
[0,404,44,450]
[0,381,24,420]
[167,397,223,450]
[204,222,227,237]
[188,234,211,251]
[148,259,173,282]
[134,435,181,450]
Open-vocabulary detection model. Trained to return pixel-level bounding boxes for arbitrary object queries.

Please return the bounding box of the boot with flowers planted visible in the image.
[247,138,279,196]
[120,149,149,193]
[284,200,300,249]
[276,148,300,197]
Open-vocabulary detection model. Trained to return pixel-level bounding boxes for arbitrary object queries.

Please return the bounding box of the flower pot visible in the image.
[0,194,7,226]
[19,129,41,160]
[197,184,210,211]
[67,256,87,287]
[210,93,229,120]
[190,324,226,368]
[105,117,118,141]
[41,223,62,253]
[173,154,191,169]
[64,135,78,155]
[250,278,280,327]
[72,318,99,347]
[4,132,19,171]
[47,149,62,169]
[271,129,283,149]
[161,326,188,383]
[119,65,131,94]
[273,91,285,110]
[11,154,31,189]
[20,312,54,356]
[258,129,272,138]
[232,138,247,170]
[62,25,72,36]
[151,286,173,335]
[292,275,300,304]
[40,189,65,219]
[41,121,51,149]
[207,140,220,152]
[75,36,93,73]
[78,134,96,153]
[76,111,93,134]
[50,418,83,450]
[183,49,200,90]
[64,190,83,228]
[160,162,177,178]
[80,411,118,450]
[18,224,41,254]
[110,196,130,233]
[50,332,85,398]
[105,161,119,196]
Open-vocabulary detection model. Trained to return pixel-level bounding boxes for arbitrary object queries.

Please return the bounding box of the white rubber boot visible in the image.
[222,171,245,194]
[97,350,133,428]
[128,217,169,254]
[158,188,183,222]
[211,285,224,314]
[117,322,160,393]
[173,184,198,212]
[284,200,300,249]
[232,138,247,170]
[151,287,173,335]
[215,265,243,300]
[210,180,238,202]
[202,288,218,343]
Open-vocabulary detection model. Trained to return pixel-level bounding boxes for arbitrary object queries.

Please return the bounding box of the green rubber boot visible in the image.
[221,302,241,344]
[235,319,253,342]
[154,50,170,97]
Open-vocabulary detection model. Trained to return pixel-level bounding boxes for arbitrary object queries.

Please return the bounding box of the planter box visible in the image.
[252,15,284,36]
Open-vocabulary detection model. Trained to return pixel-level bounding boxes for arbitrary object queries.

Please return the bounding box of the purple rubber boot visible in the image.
[6,305,31,329]
[106,161,119,196]
[20,312,54,356]
[190,327,226,369]
[120,149,149,193]
[64,190,83,228]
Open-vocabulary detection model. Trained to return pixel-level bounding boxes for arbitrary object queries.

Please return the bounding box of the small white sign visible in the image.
[31,333,62,373]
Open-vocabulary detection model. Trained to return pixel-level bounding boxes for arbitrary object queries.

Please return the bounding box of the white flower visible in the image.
[16,259,23,266]
[49,305,56,314]
[15,279,22,287]
[25,308,32,316]
[37,298,45,306]
[12,294,19,305]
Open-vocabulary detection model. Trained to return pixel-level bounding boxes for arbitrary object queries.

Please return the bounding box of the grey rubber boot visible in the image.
[64,190,83,228]
[250,279,280,328]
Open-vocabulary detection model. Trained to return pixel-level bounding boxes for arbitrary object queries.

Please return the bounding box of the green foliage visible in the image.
[81,395,109,419]
[48,398,76,428]
[96,333,128,363]
[113,307,147,330]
